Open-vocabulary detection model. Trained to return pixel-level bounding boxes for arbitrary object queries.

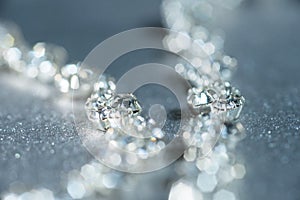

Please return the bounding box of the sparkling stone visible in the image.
[212,84,245,121]
[85,97,100,120]
[187,87,217,114]
[85,96,112,130]
[112,94,142,116]
[213,189,236,200]
[85,91,143,131]
[197,172,217,193]
[111,94,143,131]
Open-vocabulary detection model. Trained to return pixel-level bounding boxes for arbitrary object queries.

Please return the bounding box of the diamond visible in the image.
[187,87,217,114]
[112,94,142,116]
[85,92,142,131]
[85,96,112,130]
[212,84,245,121]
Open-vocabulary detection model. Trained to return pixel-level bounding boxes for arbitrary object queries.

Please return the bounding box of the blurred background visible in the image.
[0,0,300,199]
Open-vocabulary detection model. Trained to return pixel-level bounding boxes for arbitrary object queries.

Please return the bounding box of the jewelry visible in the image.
[0,22,245,156]
[0,0,246,198]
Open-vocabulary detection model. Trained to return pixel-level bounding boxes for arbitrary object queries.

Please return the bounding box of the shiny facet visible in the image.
[187,87,217,114]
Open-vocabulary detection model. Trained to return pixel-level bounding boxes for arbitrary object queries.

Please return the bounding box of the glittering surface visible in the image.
[1,0,300,200]
[227,3,300,199]
[0,74,92,194]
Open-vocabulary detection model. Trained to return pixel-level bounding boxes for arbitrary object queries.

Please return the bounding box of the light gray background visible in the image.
[0,0,300,199]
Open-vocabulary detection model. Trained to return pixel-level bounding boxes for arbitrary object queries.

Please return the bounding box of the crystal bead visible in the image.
[85,97,106,121]
[111,94,142,116]
[213,84,245,121]
[85,96,112,130]
[187,87,217,114]
[85,92,143,131]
